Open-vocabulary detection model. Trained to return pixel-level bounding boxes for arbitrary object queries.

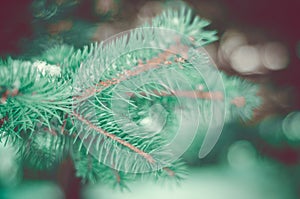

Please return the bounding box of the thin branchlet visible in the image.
[72,112,156,164]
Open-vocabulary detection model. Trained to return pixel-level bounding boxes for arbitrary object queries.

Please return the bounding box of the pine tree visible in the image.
[0,2,261,190]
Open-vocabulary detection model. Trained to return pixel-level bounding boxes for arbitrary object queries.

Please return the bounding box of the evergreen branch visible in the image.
[0,3,263,188]
[231,96,246,107]
[127,90,246,108]
[73,44,179,100]
[37,44,97,81]
[18,129,71,169]
[144,6,218,46]
[128,90,223,100]
[72,112,155,164]
[0,58,73,141]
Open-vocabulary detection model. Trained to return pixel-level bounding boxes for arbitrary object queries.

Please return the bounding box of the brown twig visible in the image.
[72,112,155,164]
[128,90,224,100]
[127,89,246,107]
[231,96,246,107]
[73,62,162,100]
[163,167,175,177]
[74,45,187,100]
[61,113,68,135]
[111,167,121,183]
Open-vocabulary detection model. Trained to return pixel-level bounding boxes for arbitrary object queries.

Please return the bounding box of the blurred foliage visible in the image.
[0,181,64,199]
[0,0,299,199]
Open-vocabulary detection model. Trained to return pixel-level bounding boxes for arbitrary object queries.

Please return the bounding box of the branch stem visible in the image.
[74,45,184,100]
[72,112,155,164]
[128,90,246,107]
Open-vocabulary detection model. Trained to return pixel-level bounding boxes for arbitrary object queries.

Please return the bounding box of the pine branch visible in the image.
[73,44,178,100]
[0,4,263,189]
[72,112,155,164]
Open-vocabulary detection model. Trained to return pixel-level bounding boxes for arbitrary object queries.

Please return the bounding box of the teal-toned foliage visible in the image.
[0,5,261,188]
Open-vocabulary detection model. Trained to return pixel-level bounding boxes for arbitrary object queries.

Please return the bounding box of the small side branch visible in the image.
[61,113,68,135]
[133,90,224,100]
[74,45,185,100]
[127,90,246,107]
[231,96,246,107]
[72,112,155,164]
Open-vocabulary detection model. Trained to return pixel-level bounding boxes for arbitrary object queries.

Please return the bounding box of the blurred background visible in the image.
[0,0,299,199]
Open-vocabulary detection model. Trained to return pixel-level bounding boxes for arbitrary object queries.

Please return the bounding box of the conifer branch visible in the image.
[231,96,246,107]
[72,112,155,164]
[0,4,262,188]
[127,90,223,100]
[73,45,180,100]
[127,90,247,108]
